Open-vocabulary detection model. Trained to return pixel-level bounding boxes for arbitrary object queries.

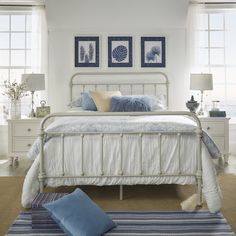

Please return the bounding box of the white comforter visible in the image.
[22,115,222,212]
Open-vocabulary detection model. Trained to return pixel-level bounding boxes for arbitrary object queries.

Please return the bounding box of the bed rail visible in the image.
[39,111,203,206]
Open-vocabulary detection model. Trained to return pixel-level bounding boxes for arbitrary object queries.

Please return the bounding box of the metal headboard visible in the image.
[69,71,169,108]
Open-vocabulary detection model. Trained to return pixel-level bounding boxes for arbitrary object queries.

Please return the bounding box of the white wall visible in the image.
[45,0,189,111]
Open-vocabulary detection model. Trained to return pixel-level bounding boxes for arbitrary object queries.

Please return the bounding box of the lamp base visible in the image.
[197,109,205,116]
[197,90,205,116]
[29,109,36,118]
[29,91,36,118]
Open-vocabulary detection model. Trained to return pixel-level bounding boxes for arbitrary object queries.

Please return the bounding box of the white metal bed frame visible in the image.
[39,72,203,206]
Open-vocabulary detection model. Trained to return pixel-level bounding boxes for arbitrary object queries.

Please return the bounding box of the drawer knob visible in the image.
[207,127,210,130]
[27,128,31,132]
[27,144,31,147]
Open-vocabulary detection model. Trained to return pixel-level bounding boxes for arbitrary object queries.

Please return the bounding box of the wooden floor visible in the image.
[0,157,33,176]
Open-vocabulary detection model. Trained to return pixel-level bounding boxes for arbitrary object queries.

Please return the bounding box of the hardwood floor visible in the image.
[0,156,32,176]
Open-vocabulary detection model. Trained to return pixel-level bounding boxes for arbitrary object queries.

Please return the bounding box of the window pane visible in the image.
[11,50,25,66]
[0,33,9,48]
[11,33,25,49]
[226,67,236,84]
[0,15,9,31]
[25,68,32,74]
[26,15,32,31]
[225,12,236,30]
[11,15,25,31]
[199,31,208,47]
[198,49,209,65]
[210,31,224,47]
[0,50,9,66]
[0,69,9,81]
[210,67,225,84]
[210,49,224,65]
[10,69,24,83]
[199,14,208,30]
[211,84,225,100]
[226,85,236,102]
[26,33,31,49]
[26,50,31,66]
[225,30,236,65]
[210,13,224,30]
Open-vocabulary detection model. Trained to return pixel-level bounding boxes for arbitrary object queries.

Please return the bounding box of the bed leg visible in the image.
[39,179,44,193]
[119,185,123,200]
[196,176,203,207]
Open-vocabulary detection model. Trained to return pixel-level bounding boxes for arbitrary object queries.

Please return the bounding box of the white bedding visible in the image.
[22,115,222,212]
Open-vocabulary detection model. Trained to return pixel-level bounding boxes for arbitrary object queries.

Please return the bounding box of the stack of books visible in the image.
[209,110,226,117]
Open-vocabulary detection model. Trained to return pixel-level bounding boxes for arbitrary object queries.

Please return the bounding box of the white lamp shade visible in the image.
[190,73,213,91]
[21,74,45,91]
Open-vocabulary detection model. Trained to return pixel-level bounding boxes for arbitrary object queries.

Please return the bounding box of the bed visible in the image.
[22,72,222,213]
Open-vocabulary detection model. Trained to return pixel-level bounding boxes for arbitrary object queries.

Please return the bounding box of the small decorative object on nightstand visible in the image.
[199,116,230,163]
[7,118,42,166]
[186,95,199,113]
[36,100,50,118]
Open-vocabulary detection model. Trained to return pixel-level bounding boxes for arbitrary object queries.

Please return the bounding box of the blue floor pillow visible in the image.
[43,188,116,236]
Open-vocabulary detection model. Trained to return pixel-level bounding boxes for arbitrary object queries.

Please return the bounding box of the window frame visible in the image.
[0,8,33,124]
[197,9,236,107]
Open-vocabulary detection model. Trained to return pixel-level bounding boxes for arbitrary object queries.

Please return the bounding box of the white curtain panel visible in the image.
[31,6,48,103]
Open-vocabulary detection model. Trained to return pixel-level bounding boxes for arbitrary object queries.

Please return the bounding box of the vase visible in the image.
[10,99,21,119]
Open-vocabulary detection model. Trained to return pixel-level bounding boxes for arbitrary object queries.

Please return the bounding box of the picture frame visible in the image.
[141,37,166,68]
[108,36,133,67]
[75,36,99,67]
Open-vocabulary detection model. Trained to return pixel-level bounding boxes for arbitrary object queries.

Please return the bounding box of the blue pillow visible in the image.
[81,92,97,111]
[43,189,116,236]
[111,96,152,112]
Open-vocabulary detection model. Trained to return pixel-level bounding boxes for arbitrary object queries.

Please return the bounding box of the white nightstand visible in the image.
[7,118,42,166]
[199,117,230,163]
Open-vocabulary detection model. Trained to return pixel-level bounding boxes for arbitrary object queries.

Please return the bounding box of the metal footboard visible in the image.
[38,111,203,206]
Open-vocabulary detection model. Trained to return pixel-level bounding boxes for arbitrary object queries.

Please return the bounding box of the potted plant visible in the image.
[3,80,27,119]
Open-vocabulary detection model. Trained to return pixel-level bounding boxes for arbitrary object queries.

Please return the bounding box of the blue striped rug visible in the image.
[6,210,235,236]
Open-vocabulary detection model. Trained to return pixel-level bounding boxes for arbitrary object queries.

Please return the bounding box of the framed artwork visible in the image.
[141,37,166,68]
[75,36,99,67]
[108,36,133,67]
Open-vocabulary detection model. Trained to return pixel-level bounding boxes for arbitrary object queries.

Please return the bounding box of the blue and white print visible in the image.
[75,36,99,67]
[108,36,132,67]
[112,45,128,62]
[145,45,161,63]
[141,37,166,68]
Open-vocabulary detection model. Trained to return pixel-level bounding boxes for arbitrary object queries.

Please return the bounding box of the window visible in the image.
[195,9,236,116]
[0,10,33,124]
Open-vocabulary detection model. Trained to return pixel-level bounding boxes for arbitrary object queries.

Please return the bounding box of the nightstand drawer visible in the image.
[201,122,225,136]
[12,122,40,137]
[12,137,36,152]
[212,137,225,152]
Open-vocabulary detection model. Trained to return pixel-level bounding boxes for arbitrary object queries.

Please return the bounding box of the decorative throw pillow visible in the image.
[111,96,152,112]
[90,90,122,112]
[149,95,166,110]
[81,92,97,111]
[43,188,116,236]
[68,96,82,107]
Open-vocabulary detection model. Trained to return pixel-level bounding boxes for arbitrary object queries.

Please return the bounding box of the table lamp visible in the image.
[190,73,213,116]
[21,73,45,117]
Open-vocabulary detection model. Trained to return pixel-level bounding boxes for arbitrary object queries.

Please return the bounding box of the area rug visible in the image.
[6,210,235,236]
